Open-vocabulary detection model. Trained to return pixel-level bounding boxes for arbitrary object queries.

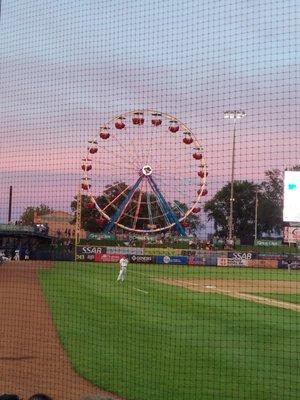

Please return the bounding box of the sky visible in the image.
[0,0,299,231]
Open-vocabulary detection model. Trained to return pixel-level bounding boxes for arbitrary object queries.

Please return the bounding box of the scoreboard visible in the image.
[283,171,300,223]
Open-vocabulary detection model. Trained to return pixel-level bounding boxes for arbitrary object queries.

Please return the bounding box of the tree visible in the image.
[259,165,300,235]
[20,204,53,225]
[204,181,258,241]
[71,181,202,233]
[172,200,203,234]
[204,166,300,241]
[258,169,283,235]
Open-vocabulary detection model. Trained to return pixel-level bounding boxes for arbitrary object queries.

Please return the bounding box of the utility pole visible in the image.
[8,186,12,223]
[75,186,82,260]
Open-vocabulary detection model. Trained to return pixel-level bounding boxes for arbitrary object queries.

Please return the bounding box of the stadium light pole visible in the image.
[224,110,246,242]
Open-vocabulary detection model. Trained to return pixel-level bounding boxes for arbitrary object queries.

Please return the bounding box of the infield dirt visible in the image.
[160,278,300,312]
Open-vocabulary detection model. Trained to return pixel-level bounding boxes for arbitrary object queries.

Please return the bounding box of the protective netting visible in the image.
[0,1,299,399]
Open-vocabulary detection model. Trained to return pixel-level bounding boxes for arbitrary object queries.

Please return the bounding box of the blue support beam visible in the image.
[147,175,187,236]
[103,175,144,233]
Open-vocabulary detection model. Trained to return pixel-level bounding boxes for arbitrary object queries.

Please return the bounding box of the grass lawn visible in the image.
[39,262,300,400]
[255,293,300,305]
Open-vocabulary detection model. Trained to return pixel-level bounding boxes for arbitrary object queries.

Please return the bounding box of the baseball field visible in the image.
[38,262,300,400]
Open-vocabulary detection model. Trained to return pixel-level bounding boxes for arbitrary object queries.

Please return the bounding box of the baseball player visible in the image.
[0,251,9,265]
[117,256,129,282]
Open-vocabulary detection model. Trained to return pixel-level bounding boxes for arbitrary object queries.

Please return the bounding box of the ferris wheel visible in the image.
[81,109,208,236]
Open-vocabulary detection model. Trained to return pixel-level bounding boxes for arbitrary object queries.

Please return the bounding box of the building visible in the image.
[34,211,82,238]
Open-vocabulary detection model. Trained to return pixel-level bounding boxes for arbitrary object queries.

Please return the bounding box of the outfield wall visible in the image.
[75,246,300,269]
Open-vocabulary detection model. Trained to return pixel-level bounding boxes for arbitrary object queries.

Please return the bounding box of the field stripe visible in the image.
[133,287,149,294]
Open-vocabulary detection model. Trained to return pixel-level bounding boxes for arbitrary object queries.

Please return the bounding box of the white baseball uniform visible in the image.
[117,257,129,282]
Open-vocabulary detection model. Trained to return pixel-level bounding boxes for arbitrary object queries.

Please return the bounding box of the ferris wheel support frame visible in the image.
[147,175,187,236]
[103,175,144,234]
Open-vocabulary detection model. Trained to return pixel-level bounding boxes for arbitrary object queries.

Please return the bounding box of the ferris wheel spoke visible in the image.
[155,174,199,198]
[101,146,140,170]
[94,159,137,173]
[118,200,138,221]
[103,175,144,233]
[102,181,131,195]
[110,131,144,170]
[102,185,131,211]
[134,124,149,166]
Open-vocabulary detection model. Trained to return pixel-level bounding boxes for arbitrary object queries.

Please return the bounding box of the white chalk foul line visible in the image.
[133,287,149,294]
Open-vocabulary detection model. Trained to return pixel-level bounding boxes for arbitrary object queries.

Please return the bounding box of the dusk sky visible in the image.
[0,0,299,228]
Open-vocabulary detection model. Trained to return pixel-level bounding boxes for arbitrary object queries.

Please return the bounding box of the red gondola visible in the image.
[85,202,95,209]
[88,140,98,153]
[192,207,201,213]
[197,188,208,196]
[132,112,145,125]
[169,120,179,133]
[96,217,106,226]
[81,183,91,190]
[115,117,126,130]
[181,220,189,228]
[198,171,208,178]
[183,134,193,145]
[89,147,98,154]
[151,113,162,126]
[99,127,110,140]
[193,152,202,160]
[81,164,92,171]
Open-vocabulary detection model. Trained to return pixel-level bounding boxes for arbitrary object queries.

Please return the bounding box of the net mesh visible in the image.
[0,1,299,399]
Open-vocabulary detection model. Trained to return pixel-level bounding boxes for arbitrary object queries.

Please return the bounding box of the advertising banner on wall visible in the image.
[283,226,300,244]
[156,255,188,265]
[278,259,300,269]
[188,256,206,265]
[129,255,156,264]
[76,246,106,255]
[94,253,122,263]
[217,257,228,267]
[228,252,258,260]
[245,259,278,268]
[144,247,182,256]
[258,253,282,260]
[204,255,218,266]
[227,258,246,267]
[254,239,282,247]
[106,246,144,255]
[188,256,206,266]
[75,253,95,262]
[86,233,116,241]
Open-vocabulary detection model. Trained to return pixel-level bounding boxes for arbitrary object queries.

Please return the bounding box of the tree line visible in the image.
[18,167,298,240]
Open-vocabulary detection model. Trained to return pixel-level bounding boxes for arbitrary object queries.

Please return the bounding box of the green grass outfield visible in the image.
[39,263,300,400]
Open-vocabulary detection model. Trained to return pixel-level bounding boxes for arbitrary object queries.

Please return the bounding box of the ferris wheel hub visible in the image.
[142,165,153,176]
